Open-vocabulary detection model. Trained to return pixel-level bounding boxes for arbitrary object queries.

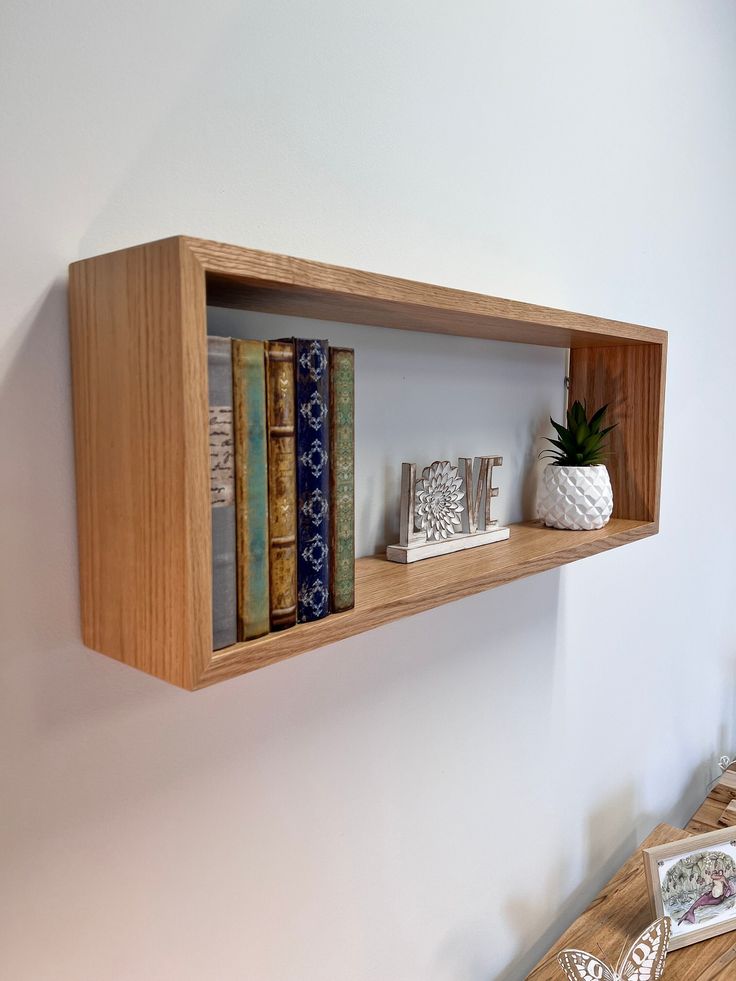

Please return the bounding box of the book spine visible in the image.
[233,339,270,641]
[329,348,355,612]
[208,336,237,650]
[266,341,297,630]
[294,339,330,622]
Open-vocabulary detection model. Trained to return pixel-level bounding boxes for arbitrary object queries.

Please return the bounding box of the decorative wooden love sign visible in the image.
[386,456,510,564]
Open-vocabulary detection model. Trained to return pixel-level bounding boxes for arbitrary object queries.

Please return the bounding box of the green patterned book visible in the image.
[329,347,355,612]
[233,339,270,640]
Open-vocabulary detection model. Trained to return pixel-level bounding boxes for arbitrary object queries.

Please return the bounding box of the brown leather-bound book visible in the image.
[265,341,297,630]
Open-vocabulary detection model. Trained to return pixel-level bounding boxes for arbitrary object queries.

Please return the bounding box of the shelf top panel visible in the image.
[191,236,666,349]
[73,236,667,349]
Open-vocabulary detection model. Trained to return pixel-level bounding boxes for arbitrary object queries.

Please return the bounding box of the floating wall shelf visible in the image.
[69,237,666,689]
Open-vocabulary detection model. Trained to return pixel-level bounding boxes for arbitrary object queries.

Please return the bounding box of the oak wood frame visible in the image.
[69,236,667,689]
[643,827,736,952]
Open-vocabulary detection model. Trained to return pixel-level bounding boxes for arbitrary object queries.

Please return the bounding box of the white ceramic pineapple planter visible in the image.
[537,464,613,531]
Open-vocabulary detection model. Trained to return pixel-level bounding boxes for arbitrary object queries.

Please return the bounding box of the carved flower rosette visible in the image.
[415,460,464,541]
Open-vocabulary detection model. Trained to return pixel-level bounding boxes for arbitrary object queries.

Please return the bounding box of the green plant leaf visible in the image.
[588,404,609,432]
[542,437,569,453]
[549,419,571,440]
[543,401,615,468]
[549,428,577,455]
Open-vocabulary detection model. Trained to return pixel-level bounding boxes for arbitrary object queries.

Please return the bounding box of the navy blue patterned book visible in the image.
[292,339,330,622]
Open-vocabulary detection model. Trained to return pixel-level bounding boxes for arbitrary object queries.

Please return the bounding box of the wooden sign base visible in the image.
[386,525,510,564]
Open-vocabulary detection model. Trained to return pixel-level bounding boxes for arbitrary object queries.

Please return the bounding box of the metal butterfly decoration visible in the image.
[557,917,671,981]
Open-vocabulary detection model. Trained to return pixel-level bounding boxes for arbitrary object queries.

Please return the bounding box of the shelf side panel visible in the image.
[69,239,209,688]
[568,342,666,523]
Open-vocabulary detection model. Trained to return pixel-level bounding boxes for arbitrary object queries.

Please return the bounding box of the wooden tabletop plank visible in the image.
[527,825,686,980]
[527,823,736,980]
[687,770,736,835]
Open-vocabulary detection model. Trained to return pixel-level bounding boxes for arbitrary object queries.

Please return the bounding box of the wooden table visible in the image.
[527,770,736,980]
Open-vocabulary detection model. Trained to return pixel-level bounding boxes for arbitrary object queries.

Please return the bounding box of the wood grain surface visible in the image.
[186,237,666,349]
[198,519,654,688]
[569,342,666,524]
[69,238,210,688]
[688,771,736,835]
[69,236,667,688]
[528,825,690,981]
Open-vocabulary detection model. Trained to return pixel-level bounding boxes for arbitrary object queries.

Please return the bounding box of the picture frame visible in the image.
[643,827,736,951]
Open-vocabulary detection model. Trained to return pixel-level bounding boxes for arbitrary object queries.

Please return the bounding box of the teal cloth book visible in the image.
[233,339,270,640]
[207,336,237,650]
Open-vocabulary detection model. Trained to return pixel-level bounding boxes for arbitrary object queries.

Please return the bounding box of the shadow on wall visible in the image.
[500,783,639,981]
[0,279,80,656]
[2,301,570,866]
[0,278,177,739]
[0,273,566,728]
[522,407,551,522]
[4,276,724,981]
[494,753,726,981]
[0,275,593,981]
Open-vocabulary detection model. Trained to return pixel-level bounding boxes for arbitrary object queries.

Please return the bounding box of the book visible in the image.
[329,347,355,612]
[207,336,237,650]
[232,339,270,641]
[265,341,297,630]
[293,339,330,623]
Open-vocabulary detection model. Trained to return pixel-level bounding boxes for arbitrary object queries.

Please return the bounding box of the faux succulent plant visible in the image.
[540,400,616,467]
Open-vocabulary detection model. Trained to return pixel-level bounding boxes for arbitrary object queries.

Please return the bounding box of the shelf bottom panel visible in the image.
[199,518,655,687]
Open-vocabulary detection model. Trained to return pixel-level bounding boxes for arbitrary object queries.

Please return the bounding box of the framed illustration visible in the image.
[644,827,736,950]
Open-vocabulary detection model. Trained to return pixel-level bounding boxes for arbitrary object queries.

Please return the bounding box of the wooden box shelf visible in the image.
[69,236,667,689]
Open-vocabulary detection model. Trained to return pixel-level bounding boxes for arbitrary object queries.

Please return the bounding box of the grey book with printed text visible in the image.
[208,336,237,650]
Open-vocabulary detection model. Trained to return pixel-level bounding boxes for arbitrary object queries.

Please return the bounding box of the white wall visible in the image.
[206,308,566,550]
[2,2,735,978]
